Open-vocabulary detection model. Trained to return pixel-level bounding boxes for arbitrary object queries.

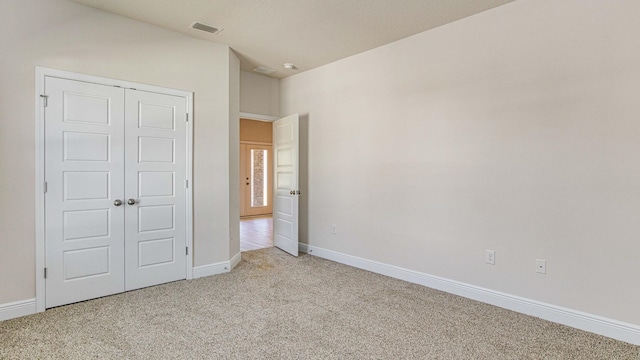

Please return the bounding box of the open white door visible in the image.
[273,114,299,256]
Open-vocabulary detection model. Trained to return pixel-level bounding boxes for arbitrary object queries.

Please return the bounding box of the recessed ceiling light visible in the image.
[190,21,222,35]
[283,63,296,70]
[252,66,276,75]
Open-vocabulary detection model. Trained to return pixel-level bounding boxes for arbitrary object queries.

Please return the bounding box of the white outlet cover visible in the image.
[485,250,495,265]
[536,259,546,274]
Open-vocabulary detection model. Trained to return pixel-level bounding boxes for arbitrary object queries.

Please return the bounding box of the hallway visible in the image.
[240,216,273,252]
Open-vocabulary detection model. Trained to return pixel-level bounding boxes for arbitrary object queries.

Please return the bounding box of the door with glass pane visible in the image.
[241,144,273,216]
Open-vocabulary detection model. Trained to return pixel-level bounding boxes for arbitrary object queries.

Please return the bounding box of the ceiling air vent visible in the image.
[252,66,276,75]
[190,22,222,34]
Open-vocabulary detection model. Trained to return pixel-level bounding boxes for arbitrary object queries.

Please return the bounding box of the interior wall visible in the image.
[0,0,236,304]
[240,70,280,117]
[240,119,273,143]
[229,52,241,259]
[280,0,640,326]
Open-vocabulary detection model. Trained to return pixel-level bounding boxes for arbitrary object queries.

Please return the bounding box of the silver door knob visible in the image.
[114,199,123,206]
[127,198,136,205]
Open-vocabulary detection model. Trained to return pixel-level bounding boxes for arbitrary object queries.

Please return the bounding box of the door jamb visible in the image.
[35,67,195,312]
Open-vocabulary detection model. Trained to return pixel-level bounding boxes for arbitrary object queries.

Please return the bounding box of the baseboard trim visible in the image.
[230,252,242,270]
[299,243,640,345]
[192,260,231,279]
[0,298,36,322]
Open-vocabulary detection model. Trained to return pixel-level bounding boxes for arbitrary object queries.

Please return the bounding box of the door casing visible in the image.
[35,67,194,313]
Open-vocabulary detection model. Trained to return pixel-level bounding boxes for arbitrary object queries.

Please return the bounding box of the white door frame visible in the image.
[35,67,194,312]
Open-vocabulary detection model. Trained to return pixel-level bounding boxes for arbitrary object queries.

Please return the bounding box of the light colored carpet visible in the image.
[1,247,638,359]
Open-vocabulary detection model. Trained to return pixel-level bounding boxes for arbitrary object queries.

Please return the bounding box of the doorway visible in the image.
[238,115,301,256]
[239,118,274,251]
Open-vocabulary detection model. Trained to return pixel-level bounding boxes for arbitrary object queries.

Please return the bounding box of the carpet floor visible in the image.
[1,247,638,359]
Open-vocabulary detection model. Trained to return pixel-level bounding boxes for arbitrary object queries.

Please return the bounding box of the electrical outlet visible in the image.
[485,250,495,265]
[536,259,546,274]
[331,224,337,235]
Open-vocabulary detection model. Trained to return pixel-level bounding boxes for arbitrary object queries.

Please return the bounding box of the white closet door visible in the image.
[123,89,187,290]
[44,77,125,308]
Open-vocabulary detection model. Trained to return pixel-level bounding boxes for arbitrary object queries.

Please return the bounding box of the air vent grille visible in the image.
[190,22,221,34]
[252,66,276,75]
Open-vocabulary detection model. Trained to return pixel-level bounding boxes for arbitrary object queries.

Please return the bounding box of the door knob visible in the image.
[127,198,136,205]
[246,182,250,185]
[114,199,123,206]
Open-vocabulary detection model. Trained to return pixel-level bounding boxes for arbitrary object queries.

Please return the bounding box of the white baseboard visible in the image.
[0,298,36,322]
[230,252,242,270]
[4,260,241,321]
[192,260,232,279]
[299,243,640,346]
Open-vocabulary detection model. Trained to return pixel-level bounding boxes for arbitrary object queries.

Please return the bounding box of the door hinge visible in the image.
[186,113,189,122]
[185,180,189,189]
[44,267,48,279]
[43,182,48,193]
[186,246,189,256]
[40,94,48,107]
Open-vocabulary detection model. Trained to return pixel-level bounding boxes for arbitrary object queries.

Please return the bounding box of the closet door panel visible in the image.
[44,77,126,308]
[124,89,187,291]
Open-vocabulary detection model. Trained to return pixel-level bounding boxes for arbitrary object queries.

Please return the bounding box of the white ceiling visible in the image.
[70,0,515,78]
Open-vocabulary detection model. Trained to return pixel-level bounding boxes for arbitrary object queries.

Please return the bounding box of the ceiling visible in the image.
[70,0,515,78]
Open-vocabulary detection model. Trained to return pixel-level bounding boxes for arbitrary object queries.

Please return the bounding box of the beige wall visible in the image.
[240,119,273,144]
[0,0,237,304]
[281,0,640,326]
[229,52,241,259]
[240,70,280,117]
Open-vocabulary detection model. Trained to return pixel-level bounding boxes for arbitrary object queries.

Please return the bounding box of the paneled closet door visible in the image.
[44,76,189,308]
[123,89,187,291]
[44,77,126,308]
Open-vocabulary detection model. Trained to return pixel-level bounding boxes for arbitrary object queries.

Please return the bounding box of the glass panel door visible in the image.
[241,144,272,216]
[250,149,268,208]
